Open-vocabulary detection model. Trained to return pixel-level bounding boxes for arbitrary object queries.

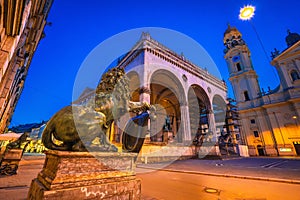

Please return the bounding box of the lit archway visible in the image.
[212,94,227,134]
[150,69,186,143]
[188,85,211,146]
[127,71,140,102]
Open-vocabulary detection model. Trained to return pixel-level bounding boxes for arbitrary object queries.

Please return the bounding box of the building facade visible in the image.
[224,25,300,156]
[75,33,228,157]
[0,0,53,134]
[114,32,228,150]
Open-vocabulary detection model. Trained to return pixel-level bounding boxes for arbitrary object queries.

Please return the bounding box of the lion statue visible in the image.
[42,67,152,152]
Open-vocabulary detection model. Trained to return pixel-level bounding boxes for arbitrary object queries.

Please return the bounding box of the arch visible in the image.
[188,84,211,145]
[149,69,186,103]
[236,62,242,71]
[188,84,211,110]
[149,69,186,143]
[212,94,227,135]
[290,69,300,81]
[244,91,250,101]
[126,71,140,102]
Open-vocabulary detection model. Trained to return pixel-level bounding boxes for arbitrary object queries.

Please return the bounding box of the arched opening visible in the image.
[188,85,211,146]
[127,71,140,102]
[257,145,265,156]
[212,95,227,135]
[244,91,250,101]
[150,70,185,143]
[236,63,242,71]
[290,70,300,81]
[114,71,141,144]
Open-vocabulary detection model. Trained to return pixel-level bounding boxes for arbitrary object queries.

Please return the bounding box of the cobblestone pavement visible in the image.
[0,155,300,199]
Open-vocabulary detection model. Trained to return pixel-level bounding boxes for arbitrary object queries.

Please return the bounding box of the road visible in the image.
[137,169,300,200]
[137,157,300,181]
[1,156,300,199]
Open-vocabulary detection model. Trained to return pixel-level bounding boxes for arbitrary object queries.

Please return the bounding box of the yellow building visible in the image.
[224,25,300,156]
[0,0,53,134]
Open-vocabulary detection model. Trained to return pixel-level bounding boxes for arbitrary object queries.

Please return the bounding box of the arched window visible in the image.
[244,91,250,101]
[236,63,242,71]
[290,70,300,81]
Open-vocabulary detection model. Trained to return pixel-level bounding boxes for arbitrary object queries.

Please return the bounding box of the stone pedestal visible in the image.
[27,150,141,200]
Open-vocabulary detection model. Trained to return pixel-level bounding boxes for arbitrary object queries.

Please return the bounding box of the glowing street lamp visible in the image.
[239,5,255,21]
[238,5,268,60]
[238,4,280,83]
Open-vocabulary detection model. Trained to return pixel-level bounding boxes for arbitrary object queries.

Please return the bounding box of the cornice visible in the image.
[271,40,300,65]
[118,36,227,92]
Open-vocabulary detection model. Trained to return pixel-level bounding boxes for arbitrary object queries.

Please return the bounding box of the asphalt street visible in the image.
[0,155,300,200]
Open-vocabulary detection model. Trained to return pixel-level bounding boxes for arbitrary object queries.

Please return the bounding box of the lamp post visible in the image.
[239,5,280,83]
[239,5,270,61]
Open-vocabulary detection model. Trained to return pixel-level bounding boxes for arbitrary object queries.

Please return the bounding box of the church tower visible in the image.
[223,25,261,105]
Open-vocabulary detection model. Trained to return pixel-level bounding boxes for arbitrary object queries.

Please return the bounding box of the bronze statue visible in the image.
[42,67,154,152]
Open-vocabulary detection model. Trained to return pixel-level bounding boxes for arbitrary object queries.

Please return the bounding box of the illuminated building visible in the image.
[74,33,228,160]
[0,0,53,134]
[224,25,300,156]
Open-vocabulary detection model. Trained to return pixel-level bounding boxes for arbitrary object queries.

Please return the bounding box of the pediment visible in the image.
[273,41,300,62]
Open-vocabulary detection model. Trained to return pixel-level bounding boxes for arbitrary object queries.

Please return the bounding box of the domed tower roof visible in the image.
[223,24,242,43]
[286,29,300,47]
[223,24,245,54]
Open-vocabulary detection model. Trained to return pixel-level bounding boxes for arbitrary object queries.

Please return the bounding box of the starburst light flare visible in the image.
[239,5,255,20]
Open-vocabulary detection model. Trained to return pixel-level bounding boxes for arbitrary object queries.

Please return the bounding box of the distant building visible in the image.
[9,121,46,134]
[0,0,53,134]
[29,123,46,140]
[224,25,300,156]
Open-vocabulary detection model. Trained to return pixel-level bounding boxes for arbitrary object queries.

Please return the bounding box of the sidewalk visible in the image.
[0,155,45,200]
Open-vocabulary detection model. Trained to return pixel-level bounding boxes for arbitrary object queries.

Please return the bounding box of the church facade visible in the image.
[224,25,300,156]
[0,0,53,134]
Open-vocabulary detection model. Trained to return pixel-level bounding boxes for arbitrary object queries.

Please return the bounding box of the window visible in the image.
[290,70,300,81]
[244,91,250,101]
[250,119,256,124]
[253,131,259,137]
[236,63,242,71]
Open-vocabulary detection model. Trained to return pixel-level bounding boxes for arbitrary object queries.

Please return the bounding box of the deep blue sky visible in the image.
[10,0,300,126]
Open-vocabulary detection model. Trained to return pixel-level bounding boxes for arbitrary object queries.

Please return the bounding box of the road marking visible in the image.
[261,160,286,168]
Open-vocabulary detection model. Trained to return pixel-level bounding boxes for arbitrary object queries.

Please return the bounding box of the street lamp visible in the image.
[238,4,280,83]
[239,5,255,21]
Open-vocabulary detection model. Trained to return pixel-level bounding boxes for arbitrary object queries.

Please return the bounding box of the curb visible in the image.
[137,166,300,185]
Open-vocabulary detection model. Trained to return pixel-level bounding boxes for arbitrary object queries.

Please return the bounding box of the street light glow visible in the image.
[239,5,255,20]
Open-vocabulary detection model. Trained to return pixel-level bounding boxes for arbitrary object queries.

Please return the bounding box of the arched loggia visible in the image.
[149,69,187,143]
[188,85,212,146]
[127,71,141,102]
[212,94,227,134]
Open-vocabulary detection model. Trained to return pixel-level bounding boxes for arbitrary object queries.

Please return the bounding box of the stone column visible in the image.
[207,109,220,156]
[139,86,151,143]
[180,104,191,144]
[207,109,217,143]
[139,86,151,103]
